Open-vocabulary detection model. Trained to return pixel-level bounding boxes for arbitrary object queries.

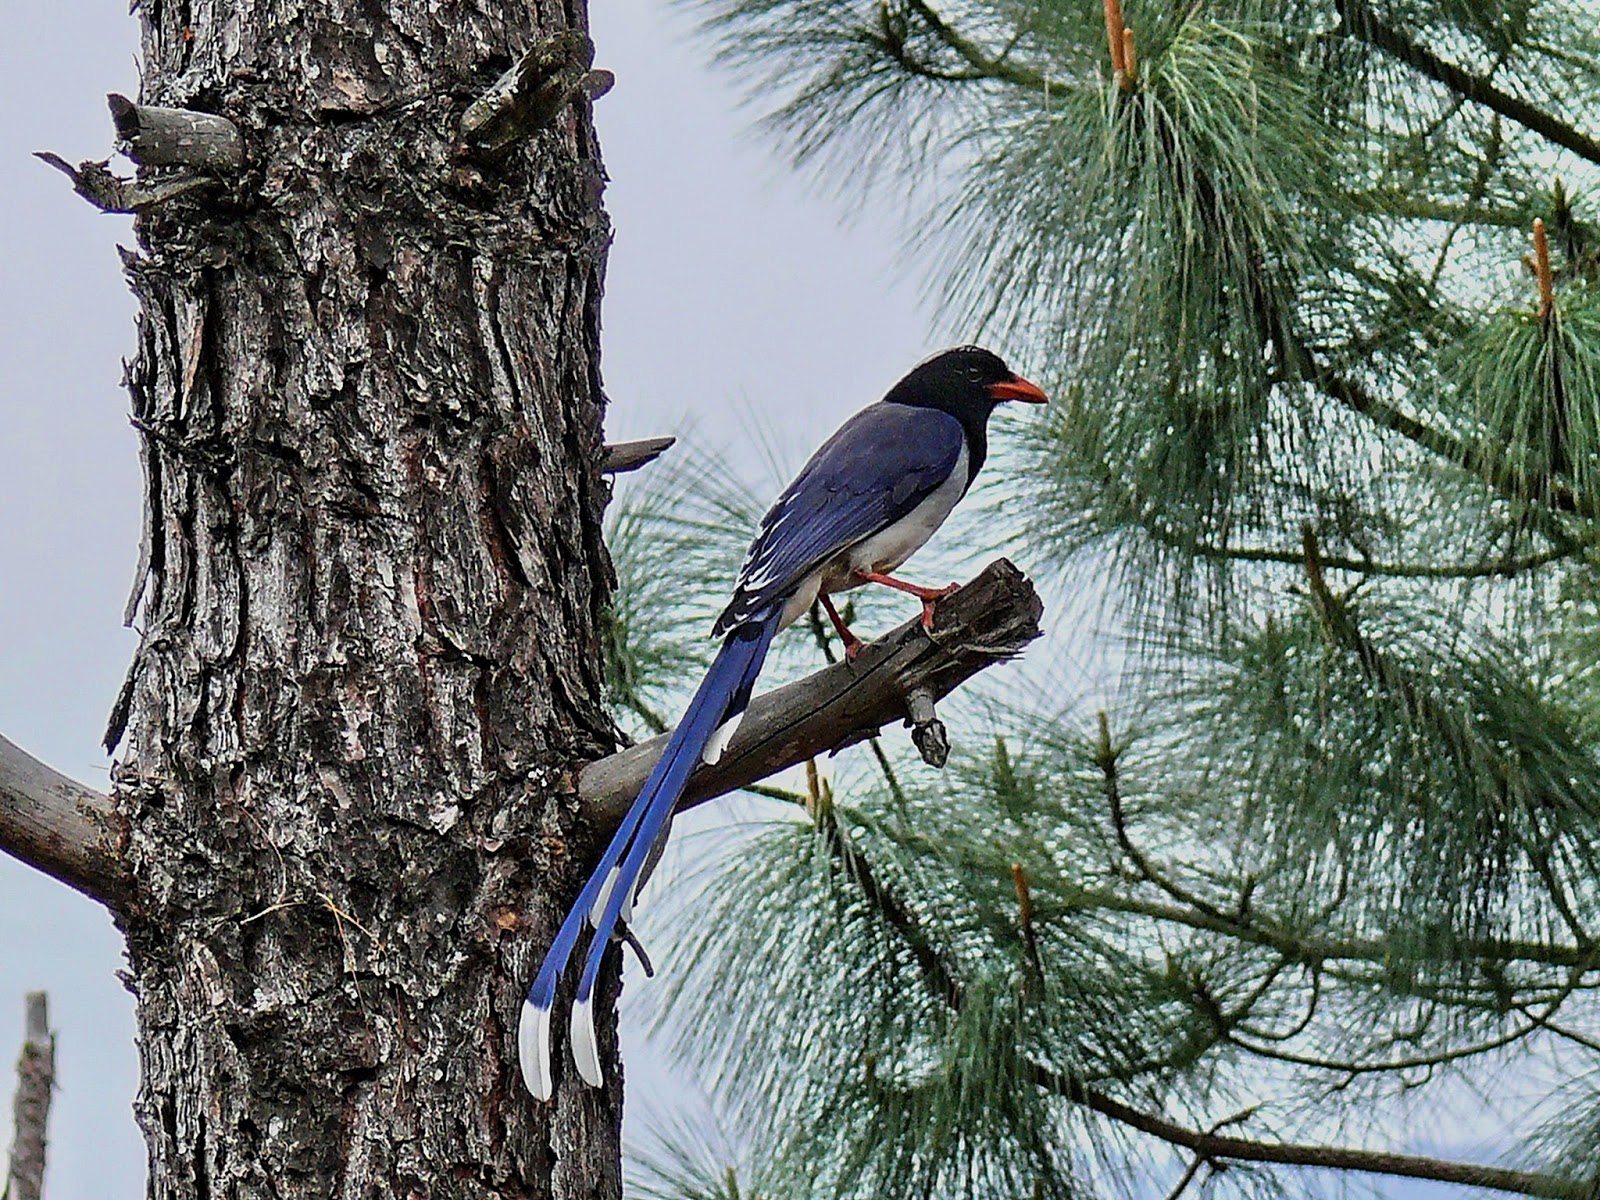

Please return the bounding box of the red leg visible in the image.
[854,571,961,632]
[819,592,866,661]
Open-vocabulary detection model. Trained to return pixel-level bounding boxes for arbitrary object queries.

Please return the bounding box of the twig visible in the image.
[5,993,55,1200]
[33,152,216,214]
[579,559,1043,831]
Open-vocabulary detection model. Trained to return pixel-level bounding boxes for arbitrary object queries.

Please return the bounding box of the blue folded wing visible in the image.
[713,402,966,635]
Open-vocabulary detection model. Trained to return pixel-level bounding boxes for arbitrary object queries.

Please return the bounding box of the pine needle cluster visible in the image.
[612,0,1600,1194]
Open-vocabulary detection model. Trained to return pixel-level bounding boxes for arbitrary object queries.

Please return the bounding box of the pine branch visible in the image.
[1068,889,1595,974]
[1303,345,1591,525]
[0,735,130,909]
[1152,529,1592,579]
[1335,0,1600,168]
[1034,1063,1585,1198]
[896,0,1061,90]
[823,755,1585,1197]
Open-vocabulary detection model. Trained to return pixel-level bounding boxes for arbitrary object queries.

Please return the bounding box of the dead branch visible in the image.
[460,31,600,158]
[578,558,1043,828]
[4,993,54,1200]
[600,436,675,474]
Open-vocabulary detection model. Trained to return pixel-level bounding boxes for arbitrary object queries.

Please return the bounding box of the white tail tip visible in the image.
[570,995,604,1088]
[702,710,744,765]
[518,1000,555,1101]
[588,865,621,929]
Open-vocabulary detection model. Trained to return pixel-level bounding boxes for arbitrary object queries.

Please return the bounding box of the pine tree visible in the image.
[612,0,1600,1195]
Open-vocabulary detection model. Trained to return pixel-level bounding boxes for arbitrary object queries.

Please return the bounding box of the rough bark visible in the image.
[108,2,621,1197]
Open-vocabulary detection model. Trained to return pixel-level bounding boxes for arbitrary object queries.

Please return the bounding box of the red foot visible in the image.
[855,572,961,632]
[820,592,866,661]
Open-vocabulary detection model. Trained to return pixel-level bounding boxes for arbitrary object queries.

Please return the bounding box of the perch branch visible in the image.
[578,558,1043,828]
[4,993,54,1200]
[600,436,675,474]
[0,736,129,909]
[106,94,244,171]
[460,31,598,158]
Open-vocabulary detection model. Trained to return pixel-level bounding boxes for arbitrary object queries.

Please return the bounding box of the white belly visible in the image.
[840,447,967,579]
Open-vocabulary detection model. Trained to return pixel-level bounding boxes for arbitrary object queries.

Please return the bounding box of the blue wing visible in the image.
[713,402,966,635]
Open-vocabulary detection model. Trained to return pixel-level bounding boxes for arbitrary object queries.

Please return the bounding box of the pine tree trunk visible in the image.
[107,3,621,1195]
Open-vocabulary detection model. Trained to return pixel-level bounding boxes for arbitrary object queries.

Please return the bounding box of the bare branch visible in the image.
[0,736,130,909]
[5,993,55,1200]
[600,436,675,474]
[106,94,244,171]
[578,559,1043,828]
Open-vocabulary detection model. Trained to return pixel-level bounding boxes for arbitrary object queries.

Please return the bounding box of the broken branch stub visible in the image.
[4,992,55,1200]
[460,31,598,158]
[107,94,244,171]
[34,151,217,214]
[904,686,949,768]
[601,436,675,474]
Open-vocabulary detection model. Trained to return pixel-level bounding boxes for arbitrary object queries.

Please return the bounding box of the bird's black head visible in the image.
[884,345,1048,423]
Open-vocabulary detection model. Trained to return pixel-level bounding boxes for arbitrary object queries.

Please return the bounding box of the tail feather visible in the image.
[701,630,773,765]
[517,608,781,1099]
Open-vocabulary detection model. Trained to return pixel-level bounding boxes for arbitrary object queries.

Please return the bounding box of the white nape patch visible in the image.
[519,1000,555,1101]
[702,710,745,765]
[570,996,604,1088]
[588,865,621,929]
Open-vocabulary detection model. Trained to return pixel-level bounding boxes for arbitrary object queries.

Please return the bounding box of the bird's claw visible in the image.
[919,583,961,631]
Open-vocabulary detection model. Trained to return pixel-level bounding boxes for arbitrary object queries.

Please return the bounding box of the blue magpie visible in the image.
[519,345,1046,1099]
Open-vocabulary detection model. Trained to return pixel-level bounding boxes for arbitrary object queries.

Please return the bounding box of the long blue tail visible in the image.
[518,607,781,1099]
